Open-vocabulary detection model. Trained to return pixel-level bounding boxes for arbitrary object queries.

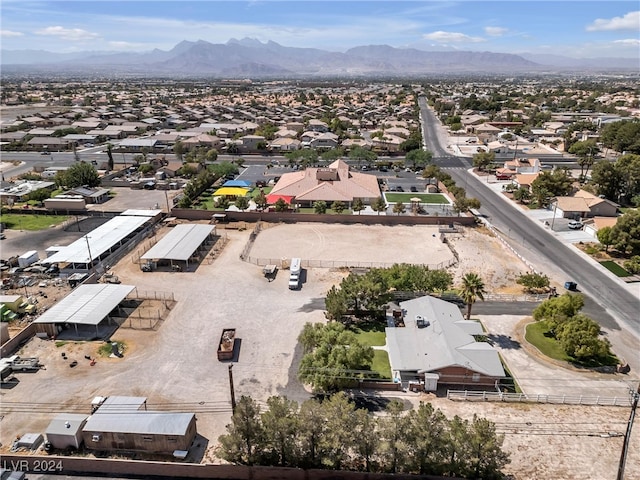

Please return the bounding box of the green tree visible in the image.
[210,161,239,178]
[405,149,433,169]
[513,186,531,204]
[616,153,640,203]
[218,396,264,465]
[555,314,611,361]
[533,293,584,333]
[443,415,471,478]
[352,198,365,215]
[298,322,374,392]
[274,198,288,212]
[596,226,614,252]
[531,169,573,204]
[392,201,406,216]
[371,197,387,215]
[297,398,327,468]
[324,285,349,321]
[600,119,640,154]
[516,272,550,292]
[205,148,218,162]
[590,160,623,201]
[472,151,496,172]
[320,147,345,162]
[313,200,327,214]
[106,143,114,171]
[260,396,299,466]
[235,196,250,211]
[378,400,406,473]
[254,191,268,211]
[320,393,358,470]
[349,146,377,166]
[340,271,392,313]
[57,161,100,188]
[404,402,448,475]
[351,408,379,472]
[331,200,345,214]
[466,415,510,480]
[459,272,486,319]
[173,140,184,161]
[611,209,640,255]
[623,255,640,274]
[568,140,599,179]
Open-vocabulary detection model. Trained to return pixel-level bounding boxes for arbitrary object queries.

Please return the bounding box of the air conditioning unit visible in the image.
[415,315,429,328]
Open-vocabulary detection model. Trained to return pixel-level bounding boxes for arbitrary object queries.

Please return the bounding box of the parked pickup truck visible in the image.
[217,328,236,361]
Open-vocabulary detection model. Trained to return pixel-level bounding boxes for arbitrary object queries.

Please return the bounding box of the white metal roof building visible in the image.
[42,214,155,269]
[33,284,135,336]
[386,296,505,386]
[141,224,214,266]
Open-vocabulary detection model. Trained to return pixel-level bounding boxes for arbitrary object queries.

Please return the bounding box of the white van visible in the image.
[288,258,301,290]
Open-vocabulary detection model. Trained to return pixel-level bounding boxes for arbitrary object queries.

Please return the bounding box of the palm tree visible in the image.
[460,273,486,320]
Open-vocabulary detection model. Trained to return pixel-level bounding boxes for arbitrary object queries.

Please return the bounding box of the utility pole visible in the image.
[617,384,640,480]
[228,364,236,414]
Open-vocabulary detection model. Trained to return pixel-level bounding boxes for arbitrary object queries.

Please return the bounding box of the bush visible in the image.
[516,272,550,292]
[623,255,640,274]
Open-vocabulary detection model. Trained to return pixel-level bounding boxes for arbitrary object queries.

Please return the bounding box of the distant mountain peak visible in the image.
[2,38,637,76]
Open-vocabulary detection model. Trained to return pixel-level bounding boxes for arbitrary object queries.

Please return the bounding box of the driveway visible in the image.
[480,315,634,399]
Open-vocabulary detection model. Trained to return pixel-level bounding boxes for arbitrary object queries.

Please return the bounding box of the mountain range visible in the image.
[1,38,638,77]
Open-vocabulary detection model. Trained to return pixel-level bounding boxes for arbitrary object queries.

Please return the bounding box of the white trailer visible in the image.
[288,257,301,290]
[18,250,39,268]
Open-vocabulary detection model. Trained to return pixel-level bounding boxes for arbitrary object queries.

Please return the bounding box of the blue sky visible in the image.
[1,1,639,58]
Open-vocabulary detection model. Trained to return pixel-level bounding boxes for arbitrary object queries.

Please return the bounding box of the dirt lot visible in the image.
[1,223,637,479]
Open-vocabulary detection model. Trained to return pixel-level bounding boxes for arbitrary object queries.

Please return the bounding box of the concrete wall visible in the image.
[1,323,36,358]
[0,455,457,479]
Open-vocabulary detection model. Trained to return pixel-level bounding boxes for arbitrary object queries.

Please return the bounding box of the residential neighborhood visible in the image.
[1,75,639,480]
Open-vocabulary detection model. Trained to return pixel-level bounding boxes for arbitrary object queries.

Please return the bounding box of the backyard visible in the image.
[383,192,449,203]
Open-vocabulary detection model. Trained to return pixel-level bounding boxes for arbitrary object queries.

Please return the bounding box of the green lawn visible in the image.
[524,321,572,362]
[0,213,68,231]
[384,193,449,204]
[371,350,392,379]
[600,261,631,277]
[352,323,387,346]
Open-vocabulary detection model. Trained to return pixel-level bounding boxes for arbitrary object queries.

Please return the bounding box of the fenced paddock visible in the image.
[447,390,633,407]
[115,290,176,330]
[244,223,456,270]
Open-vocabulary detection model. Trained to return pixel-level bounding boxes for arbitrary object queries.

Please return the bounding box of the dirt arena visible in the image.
[249,223,455,268]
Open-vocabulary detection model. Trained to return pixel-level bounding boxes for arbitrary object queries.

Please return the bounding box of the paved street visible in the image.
[417,98,639,376]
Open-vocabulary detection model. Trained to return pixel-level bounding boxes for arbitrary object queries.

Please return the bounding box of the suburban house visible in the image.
[239,134,266,151]
[504,158,540,174]
[552,189,619,219]
[385,296,505,390]
[269,159,380,207]
[513,173,541,192]
[269,137,300,151]
[584,216,619,239]
[65,187,110,204]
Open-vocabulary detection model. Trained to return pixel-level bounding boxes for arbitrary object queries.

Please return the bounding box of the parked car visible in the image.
[568,220,584,230]
[396,186,404,192]
[410,186,418,192]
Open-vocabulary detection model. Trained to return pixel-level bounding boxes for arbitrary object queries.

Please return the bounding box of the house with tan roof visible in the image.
[552,189,618,219]
[269,159,380,207]
[269,137,300,152]
[584,216,619,239]
[513,173,540,192]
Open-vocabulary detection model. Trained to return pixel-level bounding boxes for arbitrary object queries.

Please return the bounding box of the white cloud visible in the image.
[108,41,151,50]
[35,26,100,41]
[484,26,508,37]
[1,30,24,37]
[613,38,640,46]
[422,31,485,43]
[586,11,640,32]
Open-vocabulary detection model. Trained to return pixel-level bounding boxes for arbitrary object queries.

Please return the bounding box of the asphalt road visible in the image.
[417,96,639,336]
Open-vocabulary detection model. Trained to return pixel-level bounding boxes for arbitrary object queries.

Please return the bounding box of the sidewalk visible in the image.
[469,168,640,301]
